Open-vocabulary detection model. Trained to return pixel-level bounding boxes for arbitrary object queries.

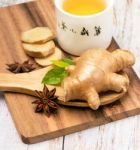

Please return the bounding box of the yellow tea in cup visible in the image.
[63,0,107,16]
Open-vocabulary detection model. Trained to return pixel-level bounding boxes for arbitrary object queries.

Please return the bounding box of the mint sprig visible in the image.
[42,58,73,85]
[52,58,73,68]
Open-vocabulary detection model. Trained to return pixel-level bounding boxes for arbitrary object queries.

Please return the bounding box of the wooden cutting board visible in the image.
[0,0,140,144]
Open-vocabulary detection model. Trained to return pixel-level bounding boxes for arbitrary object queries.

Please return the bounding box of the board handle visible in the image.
[0,72,38,96]
[0,72,65,101]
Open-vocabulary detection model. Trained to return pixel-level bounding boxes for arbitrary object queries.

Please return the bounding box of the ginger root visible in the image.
[23,41,55,58]
[21,27,55,44]
[63,49,135,110]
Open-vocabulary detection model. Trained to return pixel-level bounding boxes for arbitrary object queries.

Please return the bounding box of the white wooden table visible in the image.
[1,0,140,149]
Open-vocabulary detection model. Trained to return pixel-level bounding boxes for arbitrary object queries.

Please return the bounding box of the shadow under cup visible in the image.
[55,0,114,56]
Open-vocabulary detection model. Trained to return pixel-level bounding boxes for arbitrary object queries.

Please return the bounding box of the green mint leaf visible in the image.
[42,66,68,85]
[52,58,73,68]
[52,60,70,68]
[62,58,73,65]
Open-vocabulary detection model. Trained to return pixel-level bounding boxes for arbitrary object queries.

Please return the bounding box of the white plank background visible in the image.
[0,0,140,150]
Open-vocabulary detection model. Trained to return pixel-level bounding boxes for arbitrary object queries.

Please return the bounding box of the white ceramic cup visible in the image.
[55,0,114,56]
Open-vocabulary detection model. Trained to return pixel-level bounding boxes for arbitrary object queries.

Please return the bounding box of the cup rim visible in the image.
[54,0,114,18]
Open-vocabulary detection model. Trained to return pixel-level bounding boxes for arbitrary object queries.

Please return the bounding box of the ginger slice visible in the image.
[63,49,135,110]
[23,41,55,58]
[21,27,55,44]
[35,47,64,66]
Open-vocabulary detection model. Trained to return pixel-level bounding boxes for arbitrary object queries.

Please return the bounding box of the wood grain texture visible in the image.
[0,0,140,143]
[0,0,139,144]
[1,0,140,149]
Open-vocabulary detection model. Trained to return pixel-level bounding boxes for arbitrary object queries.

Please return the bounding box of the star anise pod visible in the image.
[7,60,35,73]
[32,85,59,117]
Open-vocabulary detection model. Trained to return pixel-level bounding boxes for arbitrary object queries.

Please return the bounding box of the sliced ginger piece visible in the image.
[35,47,64,66]
[23,41,55,58]
[21,27,55,44]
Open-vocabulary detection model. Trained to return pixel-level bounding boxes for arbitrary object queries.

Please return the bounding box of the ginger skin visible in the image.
[63,49,135,110]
